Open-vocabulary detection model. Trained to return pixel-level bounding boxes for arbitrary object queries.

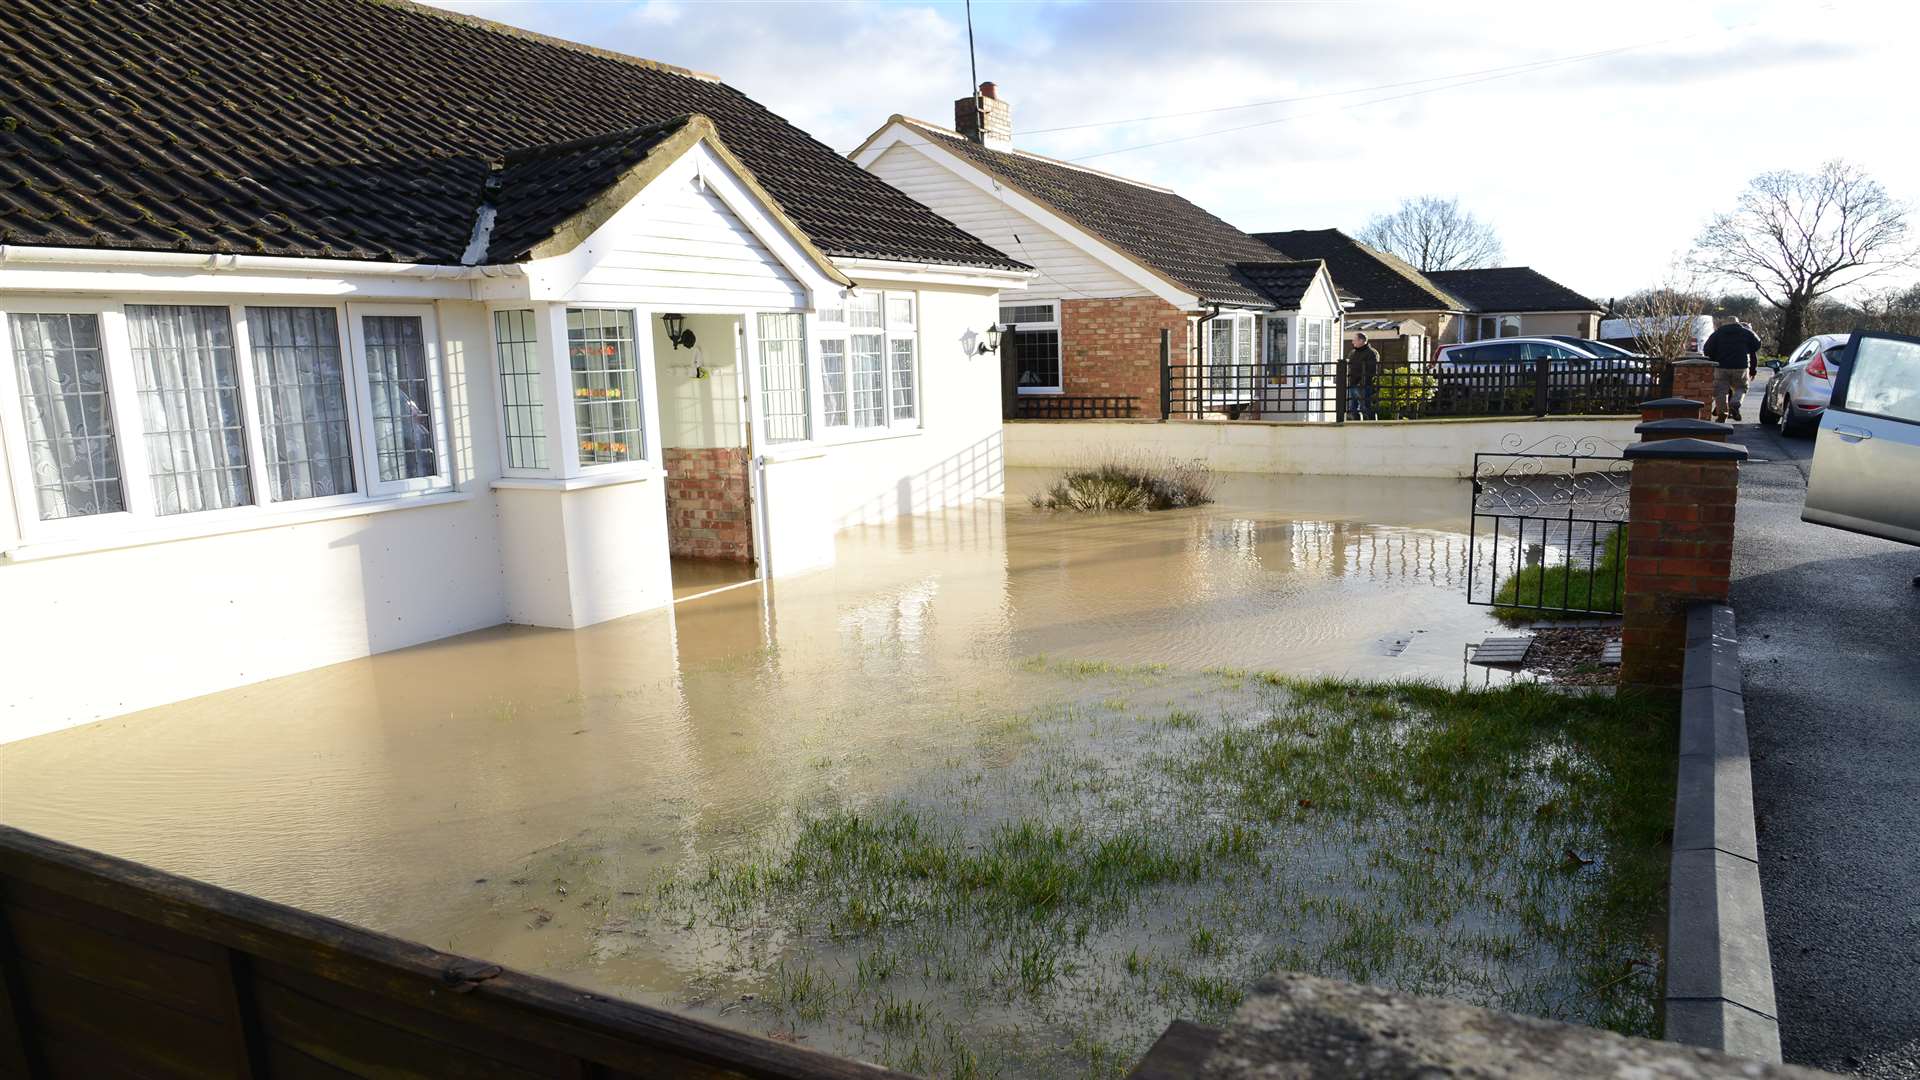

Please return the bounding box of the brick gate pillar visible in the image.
[1619,437,1747,687]
[1669,360,1716,419]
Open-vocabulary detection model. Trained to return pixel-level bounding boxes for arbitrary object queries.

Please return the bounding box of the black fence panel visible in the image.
[1466,439,1632,617]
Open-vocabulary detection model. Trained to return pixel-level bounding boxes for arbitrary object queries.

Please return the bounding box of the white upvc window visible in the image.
[1001,300,1061,394]
[492,309,548,472]
[756,312,810,443]
[1478,314,1522,340]
[565,307,644,466]
[0,297,453,544]
[815,290,917,434]
[1200,312,1258,403]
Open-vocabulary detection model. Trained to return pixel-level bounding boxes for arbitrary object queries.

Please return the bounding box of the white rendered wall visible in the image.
[1003,417,1638,479]
[653,313,746,451]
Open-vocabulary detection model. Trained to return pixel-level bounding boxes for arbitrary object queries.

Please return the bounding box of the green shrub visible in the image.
[1030,455,1216,512]
[1492,529,1625,624]
[1371,366,1437,419]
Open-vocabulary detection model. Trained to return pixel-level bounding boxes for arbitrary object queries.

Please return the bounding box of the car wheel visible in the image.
[1780,407,1810,437]
[1758,393,1778,426]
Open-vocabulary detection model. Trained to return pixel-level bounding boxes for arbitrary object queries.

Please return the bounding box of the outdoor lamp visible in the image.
[978,322,1010,355]
[661,312,696,350]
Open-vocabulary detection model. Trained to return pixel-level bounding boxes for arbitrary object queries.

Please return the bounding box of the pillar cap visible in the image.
[1672,358,1717,366]
[1635,418,1732,436]
[1624,437,1748,461]
[1641,397,1705,409]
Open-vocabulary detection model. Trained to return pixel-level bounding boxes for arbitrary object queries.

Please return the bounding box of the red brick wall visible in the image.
[1059,297,1190,419]
[1619,449,1741,686]
[663,447,753,562]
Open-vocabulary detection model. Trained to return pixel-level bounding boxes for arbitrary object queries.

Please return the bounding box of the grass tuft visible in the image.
[1030,454,1216,513]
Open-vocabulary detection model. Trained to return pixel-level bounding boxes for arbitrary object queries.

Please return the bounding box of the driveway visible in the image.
[1729,375,1920,1076]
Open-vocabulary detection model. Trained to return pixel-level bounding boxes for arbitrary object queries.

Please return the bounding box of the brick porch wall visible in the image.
[1059,296,1190,419]
[663,446,753,562]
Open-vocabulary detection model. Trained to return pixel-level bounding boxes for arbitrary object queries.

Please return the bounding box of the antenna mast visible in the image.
[965,0,979,96]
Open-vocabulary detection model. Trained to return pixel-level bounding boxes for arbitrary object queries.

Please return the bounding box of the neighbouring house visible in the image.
[0,0,1032,738]
[1253,229,1604,358]
[852,84,1345,420]
[1424,267,1605,342]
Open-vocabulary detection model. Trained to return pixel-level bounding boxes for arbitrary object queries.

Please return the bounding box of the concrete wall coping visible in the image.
[1666,603,1781,1062]
[1004,414,1642,430]
[1625,438,1750,461]
[1636,418,1733,437]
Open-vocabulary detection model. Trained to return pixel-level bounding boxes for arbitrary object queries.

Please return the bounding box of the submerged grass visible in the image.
[1029,455,1216,513]
[526,670,1675,1078]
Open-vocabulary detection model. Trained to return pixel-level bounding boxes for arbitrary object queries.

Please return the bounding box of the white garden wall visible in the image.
[1004,417,1638,479]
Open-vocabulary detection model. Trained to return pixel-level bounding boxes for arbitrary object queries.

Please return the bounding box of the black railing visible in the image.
[1010,394,1140,419]
[1164,355,1671,422]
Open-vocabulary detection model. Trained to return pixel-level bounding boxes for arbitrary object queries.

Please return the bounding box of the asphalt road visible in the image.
[1728,375,1920,1077]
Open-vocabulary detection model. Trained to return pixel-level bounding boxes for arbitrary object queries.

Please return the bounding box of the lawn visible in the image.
[1492,529,1626,624]
[501,664,1676,1079]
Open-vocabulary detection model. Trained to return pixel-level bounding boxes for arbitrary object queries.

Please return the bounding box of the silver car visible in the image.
[1805,331,1920,548]
[1761,333,1850,436]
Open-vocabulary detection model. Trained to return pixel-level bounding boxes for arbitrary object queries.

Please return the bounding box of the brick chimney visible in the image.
[954,81,1013,151]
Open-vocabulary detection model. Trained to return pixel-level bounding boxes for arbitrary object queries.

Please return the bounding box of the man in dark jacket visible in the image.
[1703,318,1762,422]
[1346,332,1380,420]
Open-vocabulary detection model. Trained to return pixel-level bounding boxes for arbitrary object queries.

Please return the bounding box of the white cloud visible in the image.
[428,0,1919,299]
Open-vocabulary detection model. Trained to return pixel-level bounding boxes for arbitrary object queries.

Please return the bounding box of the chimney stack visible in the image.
[954,81,1013,151]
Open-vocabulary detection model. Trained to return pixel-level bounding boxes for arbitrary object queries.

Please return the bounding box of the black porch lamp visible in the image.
[977,322,1011,355]
[661,312,696,350]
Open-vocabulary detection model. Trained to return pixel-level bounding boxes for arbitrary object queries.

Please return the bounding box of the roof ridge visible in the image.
[897,116,1177,194]
[498,115,697,166]
[385,0,725,84]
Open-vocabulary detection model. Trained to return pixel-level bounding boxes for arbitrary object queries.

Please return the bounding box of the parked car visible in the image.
[1548,335,1643,359]
[1805,331,1920,548]
[1432,337,1652,413]
[1760,332,1851,436]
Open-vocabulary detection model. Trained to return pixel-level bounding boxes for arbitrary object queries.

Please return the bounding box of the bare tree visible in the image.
[1617,273,1709,378]
[1357,196,1503,272]
[1691,160,1916,354]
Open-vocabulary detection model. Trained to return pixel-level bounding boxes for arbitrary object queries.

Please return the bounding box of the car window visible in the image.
[1792,339,1820,364]
[1544,344,1584,360]
[1481,342,1524,362]
[1443,345,1481,362]
[1841,336,1920,423]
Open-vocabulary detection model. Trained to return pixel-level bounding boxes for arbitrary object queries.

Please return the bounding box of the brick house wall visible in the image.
[663,446,753,562]
[1058,296,1190,419]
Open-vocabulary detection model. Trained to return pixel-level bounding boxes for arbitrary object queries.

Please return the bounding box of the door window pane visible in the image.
[494,310,547,470]
[757,313,809,443]
[568,308,643,465]
[126,304,251,515]
[246,306,355,502]
[8,312,124,519]
[1843,336,1920,423]
[821,338,848,427]
[850,333,886,427]
[889,338,917,422]
[361,315,438,482]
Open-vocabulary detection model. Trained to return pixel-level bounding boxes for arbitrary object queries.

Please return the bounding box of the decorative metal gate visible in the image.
[1467,434,1632,617]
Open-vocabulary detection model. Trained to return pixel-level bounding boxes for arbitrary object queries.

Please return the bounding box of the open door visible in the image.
[1804,331,1920,545]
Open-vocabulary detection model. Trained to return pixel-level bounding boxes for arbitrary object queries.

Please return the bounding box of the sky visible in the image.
[429,0,1918,302]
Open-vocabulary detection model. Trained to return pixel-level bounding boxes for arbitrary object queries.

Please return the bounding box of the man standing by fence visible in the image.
[1346,332,1380,420]
[1703,318,1762,422]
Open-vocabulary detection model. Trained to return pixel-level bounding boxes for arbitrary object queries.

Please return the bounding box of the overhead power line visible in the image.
[1052,29,1714,163]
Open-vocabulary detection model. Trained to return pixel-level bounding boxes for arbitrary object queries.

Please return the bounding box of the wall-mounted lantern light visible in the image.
[977,322,1011,355]
[662,312,697,351]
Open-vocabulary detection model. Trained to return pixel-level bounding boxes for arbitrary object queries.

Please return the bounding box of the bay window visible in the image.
[1201,312,1257,403]
[1,299,453,542]
[1002,300,1060,394]
[817,291,917,433]
[493,309,547,471]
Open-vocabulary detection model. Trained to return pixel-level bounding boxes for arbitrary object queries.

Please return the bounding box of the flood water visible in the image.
[0,469,1517,1070]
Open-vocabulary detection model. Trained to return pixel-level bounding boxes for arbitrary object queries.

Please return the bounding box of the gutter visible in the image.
[1192,302,1222,366]
[0,243,519,280]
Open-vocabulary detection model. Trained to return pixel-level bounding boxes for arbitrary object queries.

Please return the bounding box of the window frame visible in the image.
[1002,299,1063,395]
[0,295,464,547]
[487,304,556,477]
[811,290,920,441]
[560,305,649,471]
[345,302,452,497]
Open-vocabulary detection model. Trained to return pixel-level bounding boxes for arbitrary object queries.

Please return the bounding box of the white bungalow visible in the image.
[0,3,1029,739]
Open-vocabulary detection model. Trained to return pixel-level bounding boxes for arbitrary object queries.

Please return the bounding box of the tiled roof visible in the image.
[0,0,1025,270]
[1234,260,1326,310]
[1426,267,1600,314]
[485,120,691,264]
[903,120,1281,308]
[1253,229,1467,313]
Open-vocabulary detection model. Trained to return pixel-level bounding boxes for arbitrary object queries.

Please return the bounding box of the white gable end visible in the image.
[569,161,806,311]
[866,143,1145,302]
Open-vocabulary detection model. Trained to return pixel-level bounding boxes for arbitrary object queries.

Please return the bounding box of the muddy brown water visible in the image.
[0,469,1513,1063]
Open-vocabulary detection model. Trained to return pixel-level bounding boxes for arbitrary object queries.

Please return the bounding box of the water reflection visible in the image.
[0,468,1505,981]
